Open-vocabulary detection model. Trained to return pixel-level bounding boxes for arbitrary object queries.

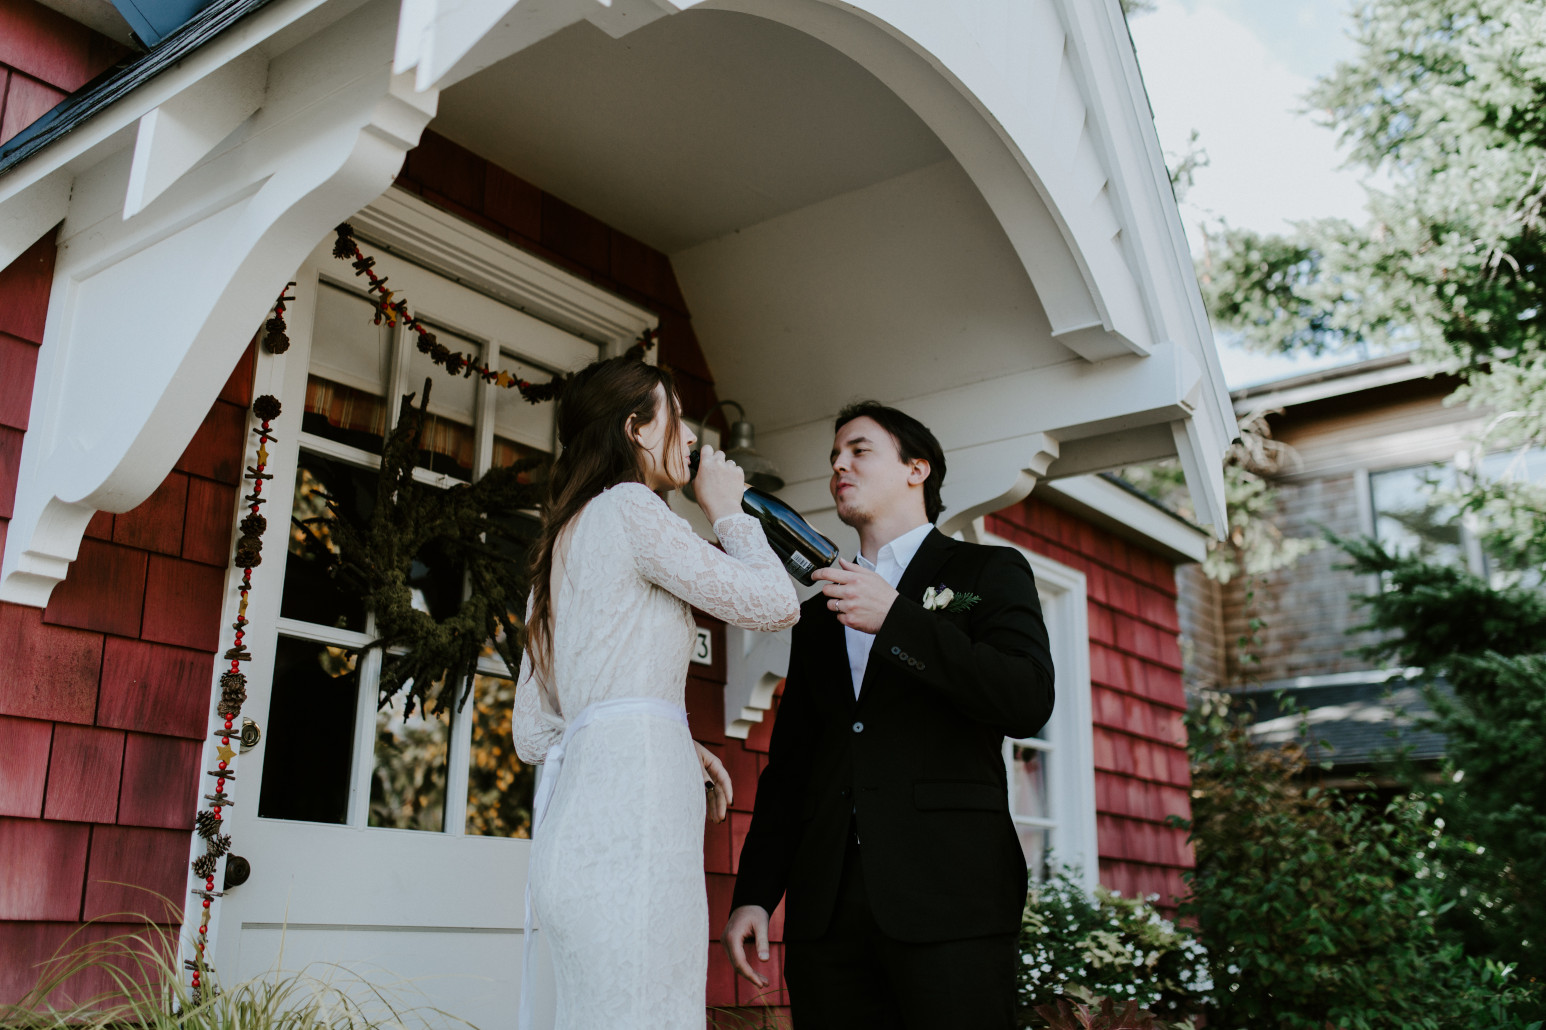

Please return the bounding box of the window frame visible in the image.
[243,188,657,838]
[977,529,1099,892]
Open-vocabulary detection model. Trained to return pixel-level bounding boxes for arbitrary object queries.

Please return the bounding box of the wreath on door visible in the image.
[297,379,543,716]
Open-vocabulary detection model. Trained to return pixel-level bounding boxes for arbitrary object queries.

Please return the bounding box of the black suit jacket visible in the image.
[731,530,1055,943]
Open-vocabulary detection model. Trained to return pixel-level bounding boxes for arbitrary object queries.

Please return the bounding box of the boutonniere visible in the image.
[921,583,982,614]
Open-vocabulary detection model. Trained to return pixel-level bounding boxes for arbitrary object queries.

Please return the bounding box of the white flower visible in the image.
[922,585,954,610]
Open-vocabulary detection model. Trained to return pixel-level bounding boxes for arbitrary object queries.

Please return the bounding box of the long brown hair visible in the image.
[525,356,684,685]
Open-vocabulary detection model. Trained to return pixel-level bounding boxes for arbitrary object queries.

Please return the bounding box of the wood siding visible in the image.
[0,0,126,146]
[1177,376,1473,690]
[989,498,1195,907]
[0,234,253,1005]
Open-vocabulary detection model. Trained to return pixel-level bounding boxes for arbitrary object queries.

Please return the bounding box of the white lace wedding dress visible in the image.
[513,482,799,1029]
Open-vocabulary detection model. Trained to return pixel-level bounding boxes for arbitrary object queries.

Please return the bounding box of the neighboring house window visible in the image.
[1369,446,1546,587]
[257,272,587,838]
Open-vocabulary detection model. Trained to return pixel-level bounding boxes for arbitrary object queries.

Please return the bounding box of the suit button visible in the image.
[890,645,900,655]
[852,721,864,733]
[917,662,926,671]
[899,651,910,661]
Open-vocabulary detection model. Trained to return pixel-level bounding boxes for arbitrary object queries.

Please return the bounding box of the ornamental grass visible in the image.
[1,912,475,1030]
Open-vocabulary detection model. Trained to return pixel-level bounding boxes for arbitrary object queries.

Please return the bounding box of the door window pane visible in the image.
[1010,742,1051,822]
[304,285,391,453]
[282,453,375,632]
[494,352,558,463]
[369,692,450,832]
[466,674,536,839]
[1017,825,1051,883]
[257,638,360,824]
[407,323,480,480]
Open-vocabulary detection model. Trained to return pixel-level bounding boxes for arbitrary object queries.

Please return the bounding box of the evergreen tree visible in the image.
[1196,0,1546,991]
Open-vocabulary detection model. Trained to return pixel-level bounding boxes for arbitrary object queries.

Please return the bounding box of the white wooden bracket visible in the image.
[725,625,791,740]
[124,52,269,219]
[0,0,439,607]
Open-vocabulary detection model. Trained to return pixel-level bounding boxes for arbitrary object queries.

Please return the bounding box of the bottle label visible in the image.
[785,552,814,578]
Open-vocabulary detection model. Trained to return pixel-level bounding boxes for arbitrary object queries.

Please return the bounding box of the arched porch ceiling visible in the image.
[0,0,1230,606]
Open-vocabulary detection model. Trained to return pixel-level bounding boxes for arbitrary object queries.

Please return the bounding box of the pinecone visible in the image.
[196,810,221,838]
[206,834,232,858]
[233,535,263,569]
[218,673,247,717]
[333,225,357,259]
[192,853,217,879]
[251,395,282,423]
[240,513,266,537]
[262,324,290,355]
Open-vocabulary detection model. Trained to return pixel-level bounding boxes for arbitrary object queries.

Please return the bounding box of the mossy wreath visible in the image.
[300,380,544,716]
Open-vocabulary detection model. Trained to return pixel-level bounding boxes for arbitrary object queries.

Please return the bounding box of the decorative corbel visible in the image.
[0,0,438,606]
[937,432,1060,538]
[724,625,791,740]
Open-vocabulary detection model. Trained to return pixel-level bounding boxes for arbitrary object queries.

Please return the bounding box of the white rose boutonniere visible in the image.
[921,583,981,614]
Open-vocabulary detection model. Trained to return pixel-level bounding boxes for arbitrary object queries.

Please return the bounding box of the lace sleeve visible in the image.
[612,484,799,631]
[512,597,564,764]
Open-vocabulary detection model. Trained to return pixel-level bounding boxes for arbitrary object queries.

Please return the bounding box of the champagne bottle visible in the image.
[689,450,839,586]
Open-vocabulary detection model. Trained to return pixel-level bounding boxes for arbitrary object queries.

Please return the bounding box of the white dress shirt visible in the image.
[845,522,935,698]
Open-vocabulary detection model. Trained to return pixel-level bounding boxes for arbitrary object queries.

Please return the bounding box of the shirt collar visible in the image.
[856,522,935,573]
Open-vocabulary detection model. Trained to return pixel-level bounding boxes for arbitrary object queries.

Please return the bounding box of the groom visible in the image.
[723,402,1055,1027]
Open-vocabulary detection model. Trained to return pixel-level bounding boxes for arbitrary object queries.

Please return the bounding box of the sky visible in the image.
[1128,0,1377,388]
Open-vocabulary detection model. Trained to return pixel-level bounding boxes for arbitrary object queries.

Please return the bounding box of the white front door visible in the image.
[204,199,649,1028]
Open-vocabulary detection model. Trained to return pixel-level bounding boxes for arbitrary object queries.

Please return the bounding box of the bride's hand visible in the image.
[693,445,746,525]
[695,741,733,823]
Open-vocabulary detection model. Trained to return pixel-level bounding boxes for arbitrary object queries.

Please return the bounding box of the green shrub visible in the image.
[1174,694,1535,1030]
[1017,867,1209,1026]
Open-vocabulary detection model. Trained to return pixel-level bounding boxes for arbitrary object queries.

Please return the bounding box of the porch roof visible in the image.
[0,0,274,176]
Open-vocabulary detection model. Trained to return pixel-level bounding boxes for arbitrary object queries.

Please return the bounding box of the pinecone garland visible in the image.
[192,854,217,879]
[206,833,232,858]
[196,810,221,838]
[240,513,266,536]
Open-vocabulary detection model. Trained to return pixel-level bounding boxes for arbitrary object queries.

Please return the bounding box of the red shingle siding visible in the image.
[394,131,725,426]
[0,0,127,146]
[989,497,1195,908]
[0,218,253,1001]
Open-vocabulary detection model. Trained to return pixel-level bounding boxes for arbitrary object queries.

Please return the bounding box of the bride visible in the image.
[513,355,800,1029]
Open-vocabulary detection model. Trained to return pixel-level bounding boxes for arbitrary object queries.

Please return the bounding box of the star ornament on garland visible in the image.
[215,743,237,765]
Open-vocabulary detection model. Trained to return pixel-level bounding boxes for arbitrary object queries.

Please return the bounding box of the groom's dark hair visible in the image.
[834,401,947,523]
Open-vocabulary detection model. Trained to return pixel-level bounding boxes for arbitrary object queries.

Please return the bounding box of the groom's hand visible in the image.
[722,905,771,987]
[813,560,897,634]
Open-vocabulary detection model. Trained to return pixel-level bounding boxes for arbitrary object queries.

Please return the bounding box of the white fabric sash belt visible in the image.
[518,697,689,1030]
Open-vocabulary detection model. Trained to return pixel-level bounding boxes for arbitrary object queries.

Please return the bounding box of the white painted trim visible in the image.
[349,189,657,350]
[724,625,792,740]
[1037,475,1207,564]
[1236,362,1434,415]
[1241,667,1421,694]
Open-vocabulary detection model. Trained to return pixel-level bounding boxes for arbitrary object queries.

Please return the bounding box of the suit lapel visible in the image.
[814,600,856,713]
[856,530,959,706]
[894,529,960,610]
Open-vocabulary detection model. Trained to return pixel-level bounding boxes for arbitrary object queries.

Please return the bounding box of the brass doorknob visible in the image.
[239,718,262,753]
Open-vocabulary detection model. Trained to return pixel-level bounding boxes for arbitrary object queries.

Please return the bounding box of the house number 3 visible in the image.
[691,627,712,666]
